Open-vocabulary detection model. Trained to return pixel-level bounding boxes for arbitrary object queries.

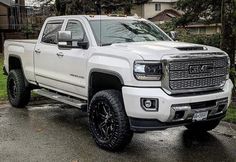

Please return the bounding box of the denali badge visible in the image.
[189,64,213,74]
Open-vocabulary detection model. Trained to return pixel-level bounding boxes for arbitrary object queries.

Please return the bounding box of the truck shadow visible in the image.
[178,130,234,162]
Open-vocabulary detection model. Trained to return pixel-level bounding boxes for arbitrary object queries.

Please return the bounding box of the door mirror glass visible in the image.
[57,31,73,48]
[57,31,89,49]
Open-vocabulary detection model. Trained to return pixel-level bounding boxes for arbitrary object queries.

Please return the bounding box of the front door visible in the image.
[53,19,88,98]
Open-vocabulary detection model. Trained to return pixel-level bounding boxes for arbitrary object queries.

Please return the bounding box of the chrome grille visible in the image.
[168,57,228,90]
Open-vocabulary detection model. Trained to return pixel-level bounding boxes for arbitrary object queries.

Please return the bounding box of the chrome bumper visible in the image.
[168,98,228,122]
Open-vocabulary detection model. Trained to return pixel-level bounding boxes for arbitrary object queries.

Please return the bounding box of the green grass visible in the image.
[224,104,236,123]
[0,56,7,101]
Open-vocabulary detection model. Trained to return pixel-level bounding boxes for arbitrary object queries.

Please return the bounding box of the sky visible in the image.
[25,0,35,6]
[25,0,55,6]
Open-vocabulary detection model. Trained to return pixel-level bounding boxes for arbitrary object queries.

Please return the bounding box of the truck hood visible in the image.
[108,41,224,60]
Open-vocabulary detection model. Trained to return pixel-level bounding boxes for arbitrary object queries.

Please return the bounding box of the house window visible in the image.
[155,3,161,11]
[199,27,206,34]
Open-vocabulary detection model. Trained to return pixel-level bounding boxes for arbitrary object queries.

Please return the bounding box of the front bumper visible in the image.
[129,113,226,132]
[122,79,233,131]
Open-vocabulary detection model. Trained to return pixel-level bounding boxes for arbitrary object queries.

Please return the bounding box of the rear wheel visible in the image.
[89,90,133,151]
[7,69,31,108]
[185,120,220,132]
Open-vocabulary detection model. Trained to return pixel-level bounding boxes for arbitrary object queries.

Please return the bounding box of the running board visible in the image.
[33,89,87,111]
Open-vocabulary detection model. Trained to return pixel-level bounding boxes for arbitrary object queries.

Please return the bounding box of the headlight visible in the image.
[134,61,163,81]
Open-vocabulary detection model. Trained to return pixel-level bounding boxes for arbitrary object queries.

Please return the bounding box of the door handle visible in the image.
[56,52,64,57]
[35,49,41,54]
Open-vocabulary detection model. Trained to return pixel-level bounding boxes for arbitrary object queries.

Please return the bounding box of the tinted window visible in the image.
[89,20,171,46]
[66,20,85,40]
[42,21,63,44]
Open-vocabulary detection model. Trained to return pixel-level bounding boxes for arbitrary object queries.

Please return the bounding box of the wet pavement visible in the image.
[0,103,236,162]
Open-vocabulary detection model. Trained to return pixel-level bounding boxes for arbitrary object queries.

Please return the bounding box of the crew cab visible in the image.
[3,15,233,151]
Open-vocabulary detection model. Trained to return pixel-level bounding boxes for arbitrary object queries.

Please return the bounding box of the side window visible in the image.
[66,20,85,40]
[41,21,63,44]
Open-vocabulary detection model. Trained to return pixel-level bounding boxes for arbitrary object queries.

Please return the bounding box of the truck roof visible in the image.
[46,15,142,21]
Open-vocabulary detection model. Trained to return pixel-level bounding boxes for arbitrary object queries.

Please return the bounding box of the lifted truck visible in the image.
[3,15,233,151]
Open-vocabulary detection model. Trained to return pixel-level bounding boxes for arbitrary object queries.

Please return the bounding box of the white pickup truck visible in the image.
[3,15,233,151]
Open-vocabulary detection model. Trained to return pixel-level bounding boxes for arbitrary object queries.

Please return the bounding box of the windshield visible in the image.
[89,20,171,46]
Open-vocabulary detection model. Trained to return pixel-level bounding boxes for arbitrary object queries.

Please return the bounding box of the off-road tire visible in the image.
[7,69,31,108]
[89,90,133,151]
[185,120,220,132]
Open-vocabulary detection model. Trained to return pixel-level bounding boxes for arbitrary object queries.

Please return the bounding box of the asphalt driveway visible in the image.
[0,103,236,162]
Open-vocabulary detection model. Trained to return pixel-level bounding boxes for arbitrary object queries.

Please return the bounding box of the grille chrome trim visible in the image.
[161,53,229,95]
[169,76,226,90]
[169,67,227,81]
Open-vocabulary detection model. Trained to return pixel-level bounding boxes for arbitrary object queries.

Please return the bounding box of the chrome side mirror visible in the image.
[57,31,89,49]
[57,31,73,48]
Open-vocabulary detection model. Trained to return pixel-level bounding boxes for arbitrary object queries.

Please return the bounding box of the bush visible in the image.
[158,22,221,48]
[176,29,221,48]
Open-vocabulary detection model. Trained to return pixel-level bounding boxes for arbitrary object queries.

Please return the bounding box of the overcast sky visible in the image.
[25,0,55,6]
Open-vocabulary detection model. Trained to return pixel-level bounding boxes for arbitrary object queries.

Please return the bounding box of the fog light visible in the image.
[217,104,226,113]
[144,100,152,108]
[174,111,185,120]
[141,98,159,111]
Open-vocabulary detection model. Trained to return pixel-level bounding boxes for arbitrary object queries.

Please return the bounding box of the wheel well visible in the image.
[8,56,33,88]
[89,72,123,101]
[9,56,22,71]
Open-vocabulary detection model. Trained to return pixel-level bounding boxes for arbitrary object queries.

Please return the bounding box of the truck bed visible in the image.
[5,39,37,44]
[4,39,38,83]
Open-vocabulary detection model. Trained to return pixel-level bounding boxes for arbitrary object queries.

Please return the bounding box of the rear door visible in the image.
[34,20,64,89]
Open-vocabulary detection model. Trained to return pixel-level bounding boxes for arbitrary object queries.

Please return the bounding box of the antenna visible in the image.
[99,1,102,46]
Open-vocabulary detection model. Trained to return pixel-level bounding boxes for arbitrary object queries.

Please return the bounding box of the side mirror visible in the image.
[57,31,89,49]
[169,31,177,41]
[57,31,73,48]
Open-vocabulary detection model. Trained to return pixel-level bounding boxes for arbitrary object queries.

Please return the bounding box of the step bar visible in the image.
[33,89,87,110]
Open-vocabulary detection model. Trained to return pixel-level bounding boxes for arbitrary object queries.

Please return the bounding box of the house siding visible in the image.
[143,2,174,19]
[0,3,9,30]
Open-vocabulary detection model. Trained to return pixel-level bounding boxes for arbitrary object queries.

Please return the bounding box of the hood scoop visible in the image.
[176,46,207,51]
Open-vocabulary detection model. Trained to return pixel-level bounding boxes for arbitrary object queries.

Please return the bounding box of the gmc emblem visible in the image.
[189,64,213,74]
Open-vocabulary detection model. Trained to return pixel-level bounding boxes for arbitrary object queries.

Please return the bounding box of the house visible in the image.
[132,0,180,20]
[0,0,11,30]
[0,0,27,53]
[148,9,181,24]
[184,23,221,35]
[0,0,26,30]
[132,0,221,35]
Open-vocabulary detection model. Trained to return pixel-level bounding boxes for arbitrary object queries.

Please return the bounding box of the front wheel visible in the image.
[185,120,220,132]
[89,90,133,151]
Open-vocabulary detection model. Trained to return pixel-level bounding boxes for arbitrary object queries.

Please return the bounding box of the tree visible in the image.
[176,0,236,70]
[221,0,236,69]
[54,0,142,15]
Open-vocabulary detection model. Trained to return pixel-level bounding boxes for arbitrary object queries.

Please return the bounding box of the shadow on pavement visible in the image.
[179,130,234,162]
